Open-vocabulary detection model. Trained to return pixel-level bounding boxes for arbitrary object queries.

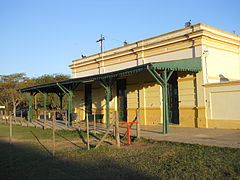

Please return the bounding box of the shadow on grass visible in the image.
[75,129,113,148]
[75,129,87,145]
[56,132,83,149]
[0,140,154,180]
[30,130,52,157]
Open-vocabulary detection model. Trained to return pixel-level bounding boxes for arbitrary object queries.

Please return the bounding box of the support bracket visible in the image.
[56,83,73,126]
[147,65,174,134]
[99,79,115,128]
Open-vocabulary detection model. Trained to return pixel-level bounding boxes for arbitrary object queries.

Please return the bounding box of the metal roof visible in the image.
[19,57,202,93]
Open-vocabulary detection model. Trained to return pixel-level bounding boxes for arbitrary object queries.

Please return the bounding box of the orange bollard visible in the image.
[119,122,138,145]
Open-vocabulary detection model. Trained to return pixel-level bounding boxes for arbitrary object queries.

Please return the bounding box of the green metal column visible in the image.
[99,81,111,128]
[38,90,47,120]
[147,66,173,134]
[163,70,169,134]
[162,83,166,134]
[43,93,47,116]
[164,70,173,133]
[59,94,63,114]
[29,93,33,122]
[56,83,72,126]
[43,93,47,129]
[68,90,73,126]
[105,86,111,128]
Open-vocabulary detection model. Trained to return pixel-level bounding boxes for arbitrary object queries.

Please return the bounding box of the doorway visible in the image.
[84,84,92,117]
[168,72,179,124]
[117,79,127,122]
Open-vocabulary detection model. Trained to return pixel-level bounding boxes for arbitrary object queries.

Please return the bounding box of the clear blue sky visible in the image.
[1,0,239,77]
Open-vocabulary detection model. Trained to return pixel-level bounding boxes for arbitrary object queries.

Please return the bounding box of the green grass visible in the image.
[0,123,85,140]
[0,124,239,180]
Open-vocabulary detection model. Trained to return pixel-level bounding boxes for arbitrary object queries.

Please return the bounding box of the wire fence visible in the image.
[0,109,141,157]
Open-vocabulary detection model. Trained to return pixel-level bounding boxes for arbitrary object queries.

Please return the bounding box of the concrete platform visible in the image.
[139,125,240,148]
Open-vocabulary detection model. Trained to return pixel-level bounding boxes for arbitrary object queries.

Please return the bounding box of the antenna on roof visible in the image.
[96,34,105,53]
[185,20,191,28]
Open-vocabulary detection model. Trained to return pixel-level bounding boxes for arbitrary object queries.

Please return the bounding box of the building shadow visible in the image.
[0,140,154,180]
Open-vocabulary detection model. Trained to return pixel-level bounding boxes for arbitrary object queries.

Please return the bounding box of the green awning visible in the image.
[19,57,202,93]
[151,57,202,72]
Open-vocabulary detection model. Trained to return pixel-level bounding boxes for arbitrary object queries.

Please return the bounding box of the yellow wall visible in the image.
[127,83,139,123]
[70,24,206,78]
[195,72,207,128]
[204,81,240,129]
[178,72,197,127]
[126,73,163,125]
[72,72,202,127]
[143,83,162,125]
[73,82,118,123]
[201,35,240,84]
[72,74,163,125]
[73,89,85,121]
[176,72,207,128]
[72,76,240,129]
[208,120,240,129]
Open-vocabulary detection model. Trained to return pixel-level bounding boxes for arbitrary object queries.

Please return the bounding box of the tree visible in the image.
[31,74,70,110]
[32,74,70,85]
[0,88,11,113]
[0,73,70,117]
[0,73,30,116]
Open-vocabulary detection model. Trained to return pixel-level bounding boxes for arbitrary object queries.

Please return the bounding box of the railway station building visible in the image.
[20,23,240,131]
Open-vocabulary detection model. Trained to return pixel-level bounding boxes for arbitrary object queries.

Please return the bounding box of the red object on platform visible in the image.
[119,122,138,145]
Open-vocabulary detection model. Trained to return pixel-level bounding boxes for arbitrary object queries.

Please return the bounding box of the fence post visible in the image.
[52,111,56,157]
[114,111,120,148]
[86,114,90,150]
[43,108,47,130]
[0,111,3,122]
[64,111,67,127]
[9,111,12,144]
[20,111,23,126]
[136,108,141,138]
[3,111,4,122]
[26,111,29,127]
[112,112,115,137]
[27,111,30,123]
[5,111,8,124]
[93,113,96,135]
[9,111,13,168]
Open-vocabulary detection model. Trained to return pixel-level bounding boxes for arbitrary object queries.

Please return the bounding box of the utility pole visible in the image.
[96,34,105,53]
